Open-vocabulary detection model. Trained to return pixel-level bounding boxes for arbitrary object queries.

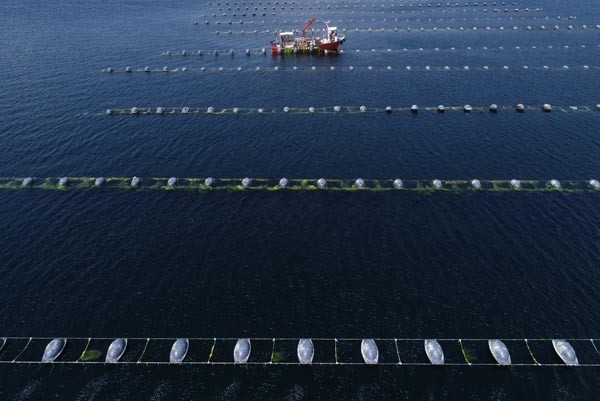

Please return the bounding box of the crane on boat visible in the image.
[302,18,316,37]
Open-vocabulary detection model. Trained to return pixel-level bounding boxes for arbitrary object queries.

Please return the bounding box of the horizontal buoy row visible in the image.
[103,104,600,116]
[0,336,593,367]
[204,3,529,12]
[102,65,600,73]
[206,0,518,6]
[161,43,600,56]
[196,14,560,25]
[209,23,600,34]
[5,177,600,192]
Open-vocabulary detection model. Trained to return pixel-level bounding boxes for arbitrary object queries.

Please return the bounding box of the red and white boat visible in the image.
[271,18,346,55]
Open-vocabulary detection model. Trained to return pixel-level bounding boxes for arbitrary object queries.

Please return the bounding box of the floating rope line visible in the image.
[394,339,402,365]
[77,338,91,362]
[207,338,217,363]
[458,339,472,366]
[525,339,541,366]
[208,23,600,34]
[11,337,32,363]
[102,104,600,116]
[161,43,600,56]
[195,15,570,25]
[3,337,600,366]
[137,338,150,363]
[5,177,600,192]
[103,65,600,73]
[590,339,600,358]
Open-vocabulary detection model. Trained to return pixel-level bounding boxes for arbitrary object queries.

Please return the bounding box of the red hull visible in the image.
[317,41,342,51]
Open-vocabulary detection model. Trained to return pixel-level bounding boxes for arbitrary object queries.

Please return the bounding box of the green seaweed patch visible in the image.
[271,351,285,363]
[80,349,102,361]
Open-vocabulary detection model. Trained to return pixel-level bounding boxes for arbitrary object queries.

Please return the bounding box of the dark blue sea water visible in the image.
[1,0,600,399]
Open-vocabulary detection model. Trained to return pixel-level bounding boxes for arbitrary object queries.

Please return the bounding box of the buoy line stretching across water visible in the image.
[102,104,600,115]
[6,177,600,192]
[161,44,600,56]
[0,336,595,366]
[208,23,600,33]
[103,65,600,73]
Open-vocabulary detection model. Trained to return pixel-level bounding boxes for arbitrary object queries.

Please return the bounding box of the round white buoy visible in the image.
[168,177,178,186]
[106,67,113,73]
[182,67,187,72]
[279,178,289,188]
[257,108,264,113]
[489,104,498,112]
[317,178,327,188]
[589,179,600,189]
[597,104,600,111]
[230,49,235,55]
[58,177,69,186]
[205,177,214,187]
[241,177,251,187]
[245,49,251,55]
[156,107,165,114]
[510,179,521,189]
[131,176,141,187]
[163,66,169,72]
[105,109,113,115]
[94,177,105,187]
[207,106,215,114]
[197,50,203,56]
[550,179,561,188]
[144,66,151,72]
[516,104,525,112]
[385,106,392,113]
[22,177,33,186]
[308,107,315,113]
[283,106,290,113]
[232,107,239,114]
[360,106,366,112]
[125,66,132,73]
[393,178,403,188]
[542,104,552,112]
[334,106,341,112]
[432,179,442,188]
[182,107,190,114]
[464,104,473,113]
[471,179,482,189]
[131,107,139,115]
[261,48,266,55]
[182,50,187,56]
[437,105,445,113]
[411,105,418,113]
[355,178,365,188]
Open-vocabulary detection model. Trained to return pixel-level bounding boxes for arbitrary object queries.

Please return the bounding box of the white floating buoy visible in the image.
[279,178,289,188]
[105,109,113,115]
[182,107,190,114]
[308,107,315,113]
[471,179,482,189]
[94,177,105,187]
[22,177,33,186]
[283,106,290,113]
[106,67,113,73]
[207,106,215,114]
[464,104,473,113]
[317,178,327,188]
[257,108,264,113]
[131,176,141,187]
[360,106,366,112]
[162,66,169,72]
[542,104,552,112]
[589,179,600,189]
[245,48,250,55]
[167,177,178,187]
[411,105,418,113]
[261,47,266,55]
[58,177,69,186]
[144,66,151,72]
[355,178,365,188]
[205,177,214,187]
[334,106,341,112]
[232,107,239,114]
[125,66,132,73]
[550,179,561,188]
[131,107,139,115]
[241,177,251,187]
[437,105,445,113]
[156,107,165,114]
[516,103,525,112]
[489,104,498,112]
[393,178,403,188]
[385,106,392,113]
[433,179,442,188]
[510,179,521,189]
